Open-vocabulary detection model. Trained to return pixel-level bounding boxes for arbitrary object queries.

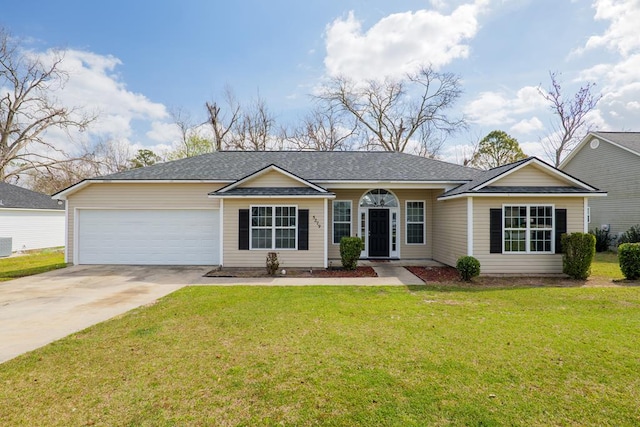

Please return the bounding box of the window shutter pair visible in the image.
[489,208,567,254]
[238,209,309,250]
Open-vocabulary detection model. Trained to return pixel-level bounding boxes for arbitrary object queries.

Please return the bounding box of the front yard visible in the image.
[0,249,66,282]
[1,281,639,426]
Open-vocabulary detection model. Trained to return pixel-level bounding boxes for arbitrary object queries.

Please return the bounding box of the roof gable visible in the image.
[0,183,64,210]
[215,164,329,194]
[560,132,640,168]
[439,157,603,200]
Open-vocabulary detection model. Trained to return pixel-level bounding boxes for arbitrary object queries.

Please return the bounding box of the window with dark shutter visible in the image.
[555,209,567,253]
[490,208,502,253]
[298,209,309,250]
[238,209,249,250]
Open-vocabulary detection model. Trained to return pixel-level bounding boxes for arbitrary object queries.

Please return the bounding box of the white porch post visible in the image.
[218,200,224,266]
[324,198,328,268]
[467,197,473,256]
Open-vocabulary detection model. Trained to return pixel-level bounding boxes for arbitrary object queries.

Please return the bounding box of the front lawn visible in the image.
[592,251,625,280]
[0,249,66,282]
[1,285,639,426]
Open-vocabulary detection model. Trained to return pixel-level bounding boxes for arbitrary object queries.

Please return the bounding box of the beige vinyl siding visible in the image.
[65,183,223,263]
[326,188,437,261]
[396,189,435,259]
[327,189,363,261]
[223,198,326,268]
[491,164,569,187]
[473,197,585,274]
[562,139,640,237]
[240,170,307,188]
[432,197,468,267]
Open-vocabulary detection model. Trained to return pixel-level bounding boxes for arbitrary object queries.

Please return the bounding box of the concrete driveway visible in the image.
[0,265,210,364]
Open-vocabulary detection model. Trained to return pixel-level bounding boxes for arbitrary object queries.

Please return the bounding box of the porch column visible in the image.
[467,197,473,256]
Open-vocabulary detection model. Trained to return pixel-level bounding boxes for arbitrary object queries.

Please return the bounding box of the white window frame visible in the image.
[332,200,352,245]
[503,204,554,254]
[250,205,298,250]
[405,200,426,245]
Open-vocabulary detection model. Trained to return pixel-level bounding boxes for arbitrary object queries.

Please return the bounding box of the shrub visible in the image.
[266,252,279,276]
[340,237,364,270]
[561,232,595,280]
[618,243,640,280]
[456,256,481,281]
[590,227,614,252]
[618,225,640,245]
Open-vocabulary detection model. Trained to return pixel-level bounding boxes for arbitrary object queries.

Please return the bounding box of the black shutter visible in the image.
[490,208,502,254]
[238,209,249,250]
[298,209,309,250]
[555,209,567,253]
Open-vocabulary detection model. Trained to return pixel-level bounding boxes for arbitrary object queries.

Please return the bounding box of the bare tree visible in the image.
[282,103,356,151]
[205,86,240,151]
[168,108,214,158]
[412,124,446,158]
[539,71,602,166]
[317,65,465,153]
[0,27,95,182]
[228,95,275,151]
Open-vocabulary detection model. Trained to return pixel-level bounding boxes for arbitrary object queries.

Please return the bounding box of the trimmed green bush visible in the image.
[590,227,614,252]
[561,232,595,280]
[340,237,364,270]
[456,256,481,281]
[618,225,640,245]
[618,243,640,280]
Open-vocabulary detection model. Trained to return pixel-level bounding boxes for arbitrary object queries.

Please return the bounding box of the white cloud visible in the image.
[23,48,175,159]
[146,121,182,144]
[510,117,544,134]
[323,1,488,80]
[584,0,640,56]
[463,85,545,126]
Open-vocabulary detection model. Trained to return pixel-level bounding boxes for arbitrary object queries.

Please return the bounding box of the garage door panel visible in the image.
[78,209,219,265]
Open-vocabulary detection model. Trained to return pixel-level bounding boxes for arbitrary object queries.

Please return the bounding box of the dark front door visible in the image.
[368,209,389,257]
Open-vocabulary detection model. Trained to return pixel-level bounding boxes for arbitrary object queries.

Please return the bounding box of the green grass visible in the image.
[1,285,639,426]
[592,251,624,280]
[0,250,67,281]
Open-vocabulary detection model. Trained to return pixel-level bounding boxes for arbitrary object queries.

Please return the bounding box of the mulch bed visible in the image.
[405,266,461,283]
[204,266,377,278]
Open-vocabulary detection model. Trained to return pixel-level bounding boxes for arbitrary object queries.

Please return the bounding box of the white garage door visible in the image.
[77,209,219,265]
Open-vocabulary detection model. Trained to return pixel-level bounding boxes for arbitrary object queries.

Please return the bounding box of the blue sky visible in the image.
[3,0,639,163]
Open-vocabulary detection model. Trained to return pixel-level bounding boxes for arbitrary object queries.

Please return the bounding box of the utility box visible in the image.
[0,237,11,257]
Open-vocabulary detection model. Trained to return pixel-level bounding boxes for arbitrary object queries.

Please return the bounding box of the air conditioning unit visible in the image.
[0,237,11,257]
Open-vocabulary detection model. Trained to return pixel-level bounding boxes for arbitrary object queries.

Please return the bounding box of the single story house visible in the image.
[0,182,65,253]
[560,131,640,239]
[53,151,605,274]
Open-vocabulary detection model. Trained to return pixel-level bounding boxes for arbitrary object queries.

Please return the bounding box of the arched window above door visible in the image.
[359,189,398,207]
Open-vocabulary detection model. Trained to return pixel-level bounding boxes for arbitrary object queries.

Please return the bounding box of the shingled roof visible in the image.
[592,131,640,156]
[0,183,64,210]
[90,151,482,182]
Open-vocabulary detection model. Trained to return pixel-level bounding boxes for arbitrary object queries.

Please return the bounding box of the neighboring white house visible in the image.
[0,183,65,253]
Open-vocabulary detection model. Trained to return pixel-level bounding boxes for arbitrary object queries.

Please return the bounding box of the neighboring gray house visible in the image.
[0,183,65,252]
[560,131,640,239]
